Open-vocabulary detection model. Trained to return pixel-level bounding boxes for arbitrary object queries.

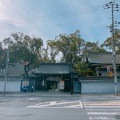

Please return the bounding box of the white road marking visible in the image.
[89,117,115,120]
[88,112,120,115]
[83,101,120,120]
[86,108,120,111]
[27,100,83,108]
[50,101,56,105]
[85,106,120,108]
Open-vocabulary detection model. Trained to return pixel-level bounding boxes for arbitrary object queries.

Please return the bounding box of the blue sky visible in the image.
[0,0,120,46]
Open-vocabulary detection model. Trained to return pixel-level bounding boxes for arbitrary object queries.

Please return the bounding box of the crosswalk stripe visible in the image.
[89,116,115,120]
[83,101,120,120]
[88,112,120,115]
[85,106,120,108]
[86,108,120,111]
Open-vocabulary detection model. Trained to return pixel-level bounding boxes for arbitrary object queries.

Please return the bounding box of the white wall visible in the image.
[81,79,120,94]
[0,77,22,92]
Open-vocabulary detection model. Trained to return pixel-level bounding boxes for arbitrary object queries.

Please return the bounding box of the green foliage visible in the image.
[47,30,85,64]
[40,47,51,63]
[1,29,119,77]
[46,40,59,63]
[101,29,120,51]
[2,33,43,76]
[74,62,95,76]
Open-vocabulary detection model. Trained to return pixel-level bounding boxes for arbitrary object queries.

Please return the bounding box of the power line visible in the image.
[0,4,105,27]
[0,4,104,22]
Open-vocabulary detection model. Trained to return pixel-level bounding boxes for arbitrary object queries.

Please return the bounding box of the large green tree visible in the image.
[47,30,85,64]
[0,29,112,77]
[75,41,106,76]
[2,33,43,76]
[40,46,51,63]
[101,29,120,51]
[74,62,94,76]
[47,40,59,63]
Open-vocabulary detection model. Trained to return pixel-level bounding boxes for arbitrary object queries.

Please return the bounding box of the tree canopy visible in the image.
[0,29,120,76]
[101,29,120,52]
[2,33,43,76]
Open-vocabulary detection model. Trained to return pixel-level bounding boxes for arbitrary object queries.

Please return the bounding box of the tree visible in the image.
[82,41,106,57]
[48,30,85,64]
[101,29,120,51]
[2,33,43,76]
[47,40,59,63]
[74,62,94,76]
[73,41,106,76]
[40,47,51,63]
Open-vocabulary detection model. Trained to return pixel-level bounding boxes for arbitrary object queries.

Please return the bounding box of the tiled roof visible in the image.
[87,52,120,65]
[8,63,25,76]
[33,63,71,74]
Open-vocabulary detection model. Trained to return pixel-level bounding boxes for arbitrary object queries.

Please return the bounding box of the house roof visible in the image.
[8,63,25,76]
[87,52,120,65]
[32,63,71,75]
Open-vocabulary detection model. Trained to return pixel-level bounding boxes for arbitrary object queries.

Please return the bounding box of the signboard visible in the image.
[60,80,64,90]
[22,80,29,87]
[21,80,30,92]
[46,76,61,81]
[109,71,113,77]
[107,66,111,72]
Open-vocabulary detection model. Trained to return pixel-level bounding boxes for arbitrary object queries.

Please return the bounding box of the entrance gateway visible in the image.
[46,76,64,91]
[34,75,71,92]
[29,63,73,92]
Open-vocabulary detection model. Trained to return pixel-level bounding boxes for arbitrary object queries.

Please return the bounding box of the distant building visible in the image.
[7,63,25,77]
[79,52,120,94]
[86,52,120,77]
[29,63,79,92]
[1,52,120,94]
[0,63,24,92]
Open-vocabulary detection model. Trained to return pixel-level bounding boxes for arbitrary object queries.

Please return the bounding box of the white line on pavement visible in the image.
[89,116,115,120]
[27,100,83,108]
[88,112,120,115]
[85,106,120,108]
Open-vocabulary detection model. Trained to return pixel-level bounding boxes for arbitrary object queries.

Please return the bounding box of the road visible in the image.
[0,92,120,120]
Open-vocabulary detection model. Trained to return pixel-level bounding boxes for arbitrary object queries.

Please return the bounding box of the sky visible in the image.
[0,0,120,46]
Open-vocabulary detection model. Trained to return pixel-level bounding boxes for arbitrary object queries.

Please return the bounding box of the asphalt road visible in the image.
[0,92,120,120]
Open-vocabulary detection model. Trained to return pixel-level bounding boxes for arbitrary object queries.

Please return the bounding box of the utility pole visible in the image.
[70,49,73,95]
[4,49,9,95]
[69,41,73,95]
[71,59,73,95]
[103,2,119,95]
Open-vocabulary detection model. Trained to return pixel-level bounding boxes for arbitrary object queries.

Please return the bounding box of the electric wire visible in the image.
[0,4,105,26]
[0,4,104,22]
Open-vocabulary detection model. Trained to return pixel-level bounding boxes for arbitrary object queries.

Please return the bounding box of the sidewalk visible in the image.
[0,91,80,97]
[1,91,120,100]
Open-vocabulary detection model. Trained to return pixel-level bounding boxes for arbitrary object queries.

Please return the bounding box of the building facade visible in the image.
[29,63,73,92]
[79,52,120,94]
[1,52,120,94]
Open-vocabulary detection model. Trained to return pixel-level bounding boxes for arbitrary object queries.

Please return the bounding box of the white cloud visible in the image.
[0,0,119,45]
